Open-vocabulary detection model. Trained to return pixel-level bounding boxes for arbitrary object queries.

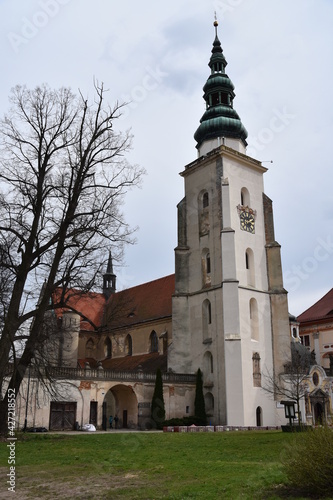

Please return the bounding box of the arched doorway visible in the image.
[310,388,328,426]
[204,392,214,424]
[314,402,324,425]
[256,406,262,427]
[103,385,138,429]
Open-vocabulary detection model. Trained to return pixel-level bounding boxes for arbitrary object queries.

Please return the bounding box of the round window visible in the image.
[312,372,319,386]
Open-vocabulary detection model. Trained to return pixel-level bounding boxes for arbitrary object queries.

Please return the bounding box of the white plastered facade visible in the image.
[170,136,290,426]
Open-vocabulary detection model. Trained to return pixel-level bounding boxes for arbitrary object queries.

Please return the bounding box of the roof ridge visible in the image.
[115,273,175,294]
[297,287,333,320]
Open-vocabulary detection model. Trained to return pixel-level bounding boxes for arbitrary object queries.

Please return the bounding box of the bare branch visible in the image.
[0,83,145,433]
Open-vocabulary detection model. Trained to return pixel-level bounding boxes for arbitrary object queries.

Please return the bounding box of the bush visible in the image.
[282,426,333,497]
[163,416,207,427]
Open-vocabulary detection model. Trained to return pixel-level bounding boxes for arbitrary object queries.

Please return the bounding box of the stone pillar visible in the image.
[313,332,320,366]
[221,178,244,426]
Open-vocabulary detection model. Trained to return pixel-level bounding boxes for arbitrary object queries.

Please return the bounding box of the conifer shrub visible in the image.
[151,368,165,430]
[282,426,333,497]
[194,368,207,424]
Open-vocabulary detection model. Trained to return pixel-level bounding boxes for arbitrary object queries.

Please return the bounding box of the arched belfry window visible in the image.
[125,334,132,356]
[250,298,259,341]
[207,301,212,324]
[198,190,210,236]
[202,249,212,288]
[150,331,158,353]
[206,253,211,274]
[204,351,213,374]
[104,337,112,358]
[241,187,250,207]
[202,299,212,341]
[205,392,214,414]
[245,248,255,287]
[203,192,209,208]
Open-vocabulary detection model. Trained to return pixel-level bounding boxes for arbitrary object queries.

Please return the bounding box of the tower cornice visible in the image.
[180,145,267,177]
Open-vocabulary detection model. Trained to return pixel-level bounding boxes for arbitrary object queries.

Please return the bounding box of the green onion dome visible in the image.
[194,22,248,149]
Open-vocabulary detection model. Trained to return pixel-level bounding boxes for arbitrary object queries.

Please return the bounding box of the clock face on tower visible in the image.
[239,210,255,234]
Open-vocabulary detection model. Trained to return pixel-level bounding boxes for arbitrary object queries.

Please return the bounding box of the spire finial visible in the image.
[106,250,113,273]
[214,12,218,36]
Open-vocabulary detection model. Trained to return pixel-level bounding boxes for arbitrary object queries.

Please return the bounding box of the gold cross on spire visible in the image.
[214,11,218,34]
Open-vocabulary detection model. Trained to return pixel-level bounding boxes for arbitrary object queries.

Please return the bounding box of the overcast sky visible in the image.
[1,0,333,316]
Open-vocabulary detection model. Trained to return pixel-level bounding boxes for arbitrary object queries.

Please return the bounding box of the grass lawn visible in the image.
[0,430,328,499]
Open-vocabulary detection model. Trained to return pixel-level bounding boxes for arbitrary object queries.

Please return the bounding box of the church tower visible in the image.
[169,21,291,426]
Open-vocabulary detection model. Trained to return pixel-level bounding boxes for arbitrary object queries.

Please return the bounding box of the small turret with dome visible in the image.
[194,18,248,156]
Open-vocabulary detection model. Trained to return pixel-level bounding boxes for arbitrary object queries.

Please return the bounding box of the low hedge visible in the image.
[163,416,206,427]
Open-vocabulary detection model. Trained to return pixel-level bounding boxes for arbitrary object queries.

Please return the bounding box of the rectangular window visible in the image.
[301,335,310,347]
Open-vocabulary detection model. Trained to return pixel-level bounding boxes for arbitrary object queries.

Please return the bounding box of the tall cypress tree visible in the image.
[151,368,165,429]
[194,368,207,424]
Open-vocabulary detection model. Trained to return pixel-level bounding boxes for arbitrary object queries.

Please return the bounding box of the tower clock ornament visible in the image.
[237,205,257,234]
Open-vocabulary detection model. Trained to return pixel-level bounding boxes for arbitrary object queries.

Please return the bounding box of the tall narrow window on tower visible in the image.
[206,253,211,274]
[199,190,210,236]
[245,248,255,287]
[240,187,250,207]
[250,299,259,341]
[203,191,209,208]
[202,249,212,288]
[202,299,212,342]
[204,351,214,375]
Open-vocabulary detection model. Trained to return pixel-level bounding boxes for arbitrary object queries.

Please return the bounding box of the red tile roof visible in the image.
[52,274,175,332]
[53,288,106,331]
[103,353,167,372]
[105,274,175,329]
[297,288,333,323]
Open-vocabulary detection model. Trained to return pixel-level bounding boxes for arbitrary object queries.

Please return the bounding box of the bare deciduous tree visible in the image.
[0,83,144,434]
[262,342,311,425]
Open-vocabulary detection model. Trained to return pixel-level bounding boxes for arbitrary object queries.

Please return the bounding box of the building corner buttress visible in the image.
[263,193,291,376]
[263,193,284,291]
[174,197,189,294]
[169,197,191,373]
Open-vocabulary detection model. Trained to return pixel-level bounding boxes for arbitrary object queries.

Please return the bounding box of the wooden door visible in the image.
[123,409,128,428]
[49,402,76,430]
[89,401,97,427]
